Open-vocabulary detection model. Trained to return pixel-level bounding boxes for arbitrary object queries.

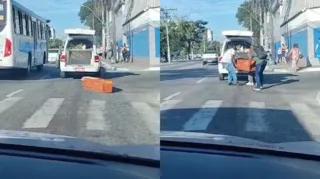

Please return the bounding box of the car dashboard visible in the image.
[161,140,320,179]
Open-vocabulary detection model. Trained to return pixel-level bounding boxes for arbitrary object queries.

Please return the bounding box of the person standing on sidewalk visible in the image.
[116,43,122,62]
[288,43,301,72]
[221,46,238,85]
[122,43,128,62]
[251,45,268,91]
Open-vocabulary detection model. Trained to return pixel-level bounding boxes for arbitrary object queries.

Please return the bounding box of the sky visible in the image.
[161,0,245,40]
[16,0,87,38]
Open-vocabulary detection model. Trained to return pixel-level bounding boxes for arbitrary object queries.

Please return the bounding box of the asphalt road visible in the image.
[0,64,159,146]
[161,61,320,143]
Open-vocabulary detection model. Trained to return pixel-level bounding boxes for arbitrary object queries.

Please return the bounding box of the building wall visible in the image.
[272,0,320,65]
[124,8,160,63]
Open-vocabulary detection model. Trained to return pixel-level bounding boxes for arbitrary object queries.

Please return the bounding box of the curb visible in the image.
[101,61,160,72]
[266,66,320,73]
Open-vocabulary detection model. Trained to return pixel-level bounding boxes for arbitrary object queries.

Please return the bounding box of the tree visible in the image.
[48,38,64,49]
[235,0,274,45]
[78,0,103,44]
[206,41,221,53]
[160,18,208,60]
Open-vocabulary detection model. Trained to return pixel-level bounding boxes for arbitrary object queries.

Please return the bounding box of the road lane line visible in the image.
[163,92,181,101]
[317,91,320,105]
[40,74,51,79]
[23,98,65,129]
[196,77,207,84]
[86,100,108,130]
[290,103,320,136]
[182,100,223,131]
[131,102,159,135]
[0,97,24,114]
[246,101,269,132]
[6,89,24,98]
[160,100,182,113]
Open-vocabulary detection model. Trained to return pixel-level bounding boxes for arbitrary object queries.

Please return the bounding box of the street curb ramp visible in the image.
[81,77,113,93]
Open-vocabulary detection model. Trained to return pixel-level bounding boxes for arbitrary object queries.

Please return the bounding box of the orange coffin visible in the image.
[81,77,113,93]
[235,59,256,72]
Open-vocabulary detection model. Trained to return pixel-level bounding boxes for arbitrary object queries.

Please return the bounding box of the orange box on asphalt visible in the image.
[81,77,113,93]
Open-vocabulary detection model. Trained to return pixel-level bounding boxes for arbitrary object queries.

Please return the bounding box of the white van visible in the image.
[59,29,102,78]
[218,30,253,80]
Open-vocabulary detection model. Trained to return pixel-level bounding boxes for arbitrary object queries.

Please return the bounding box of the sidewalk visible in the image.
[265,60,320,73]
[101,58,160,72]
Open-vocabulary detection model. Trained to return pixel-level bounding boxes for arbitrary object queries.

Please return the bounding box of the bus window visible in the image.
[0,0,7,32]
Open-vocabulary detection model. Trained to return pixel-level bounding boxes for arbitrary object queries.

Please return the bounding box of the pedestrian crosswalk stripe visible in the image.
[86,100,108,130]
[245,101,269,132]
[290,103,320,136]
[23,98,65,129]
[0,97,24,114]
[131,102,159,135]
[160,100,182,113]
[182,100,223,131]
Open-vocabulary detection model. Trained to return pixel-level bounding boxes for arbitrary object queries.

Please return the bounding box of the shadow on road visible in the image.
[160,67,217,82]
[0,64,59,81]
[161,107,314,144]
[263,73,299,89]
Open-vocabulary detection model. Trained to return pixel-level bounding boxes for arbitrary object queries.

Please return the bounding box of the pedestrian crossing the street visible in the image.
[0,94,159,135]
[161,98,320,142]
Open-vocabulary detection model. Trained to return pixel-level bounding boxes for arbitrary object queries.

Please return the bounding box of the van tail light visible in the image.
[60,55,66,62]
[4,38,12,57]
[94,56,99,62]
[218,56,223,62]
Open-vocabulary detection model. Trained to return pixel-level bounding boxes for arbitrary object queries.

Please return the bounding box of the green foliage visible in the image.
[206,41,221,53]
[235,0,274,44]
[160,19,208,59]
[48,38,64,49]
[78,0,103,44]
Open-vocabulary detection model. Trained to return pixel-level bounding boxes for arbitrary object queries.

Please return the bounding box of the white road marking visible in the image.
[196,77,207,84]
[317,91,320,105]
[0,97,24,114]
[182,100,223,131]
[23,98,65,129]
[160,100,182,113]
[40,74,51,79]
[86,100,108,130]
[290,103,320,136]
[246,101,269,132]
[163,92,181,101]
[6,89,24,98]
[131,102,159,135]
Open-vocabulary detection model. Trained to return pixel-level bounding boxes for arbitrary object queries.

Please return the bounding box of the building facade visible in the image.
[271,0,320,66]
[112,0,160,66]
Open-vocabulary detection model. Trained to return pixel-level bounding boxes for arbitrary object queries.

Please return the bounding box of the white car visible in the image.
[218,30,253,81]
[59,29,102,78]
[202,53,218,65]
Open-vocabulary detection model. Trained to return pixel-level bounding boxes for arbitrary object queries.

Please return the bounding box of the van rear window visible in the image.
[0,0,7,32]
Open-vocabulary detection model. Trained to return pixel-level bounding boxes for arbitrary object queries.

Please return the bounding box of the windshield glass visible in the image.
[0,0,159,160]
[160,0,320,156]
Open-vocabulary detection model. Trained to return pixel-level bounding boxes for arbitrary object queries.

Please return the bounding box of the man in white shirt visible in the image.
[221,46,238,85]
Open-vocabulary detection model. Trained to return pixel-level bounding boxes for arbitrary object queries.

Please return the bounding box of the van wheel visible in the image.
[219,74,225,81]
[24,55,32,75]
[60,71,66,78]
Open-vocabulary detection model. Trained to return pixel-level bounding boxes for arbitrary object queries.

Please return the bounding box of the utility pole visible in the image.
[203,29,207,53]
[162,7,177,63]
